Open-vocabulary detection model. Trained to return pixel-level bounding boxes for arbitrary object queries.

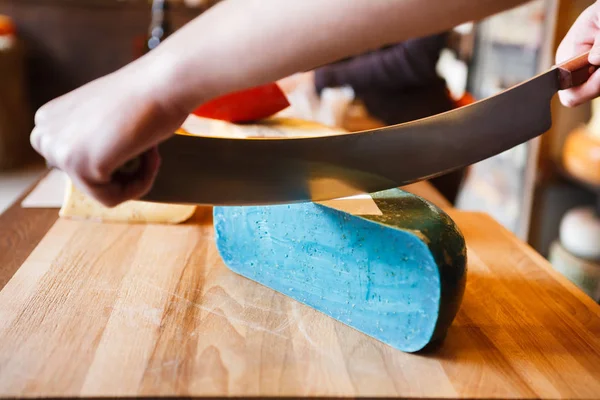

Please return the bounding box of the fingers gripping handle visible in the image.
[558,50,597,90]
[112,153,146,186]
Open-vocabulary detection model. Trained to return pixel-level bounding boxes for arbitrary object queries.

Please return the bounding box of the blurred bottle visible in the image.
[145,0,172,53]
[0,14,34,170]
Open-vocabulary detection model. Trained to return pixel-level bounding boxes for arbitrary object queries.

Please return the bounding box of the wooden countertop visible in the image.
[1,172,599,399]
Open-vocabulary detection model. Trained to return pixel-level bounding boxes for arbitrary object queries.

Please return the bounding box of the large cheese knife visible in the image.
[122,51,595,206]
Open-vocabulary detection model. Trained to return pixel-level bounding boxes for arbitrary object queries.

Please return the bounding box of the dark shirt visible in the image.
[314,33,454,125]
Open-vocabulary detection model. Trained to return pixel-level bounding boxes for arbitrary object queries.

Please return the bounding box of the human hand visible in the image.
[30,60,190,207]
[556,0,600,107]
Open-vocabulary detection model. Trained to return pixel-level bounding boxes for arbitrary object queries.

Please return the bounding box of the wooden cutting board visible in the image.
[0,207,599,398]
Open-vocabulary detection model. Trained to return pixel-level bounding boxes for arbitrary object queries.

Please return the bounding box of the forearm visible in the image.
[142,0,529,111]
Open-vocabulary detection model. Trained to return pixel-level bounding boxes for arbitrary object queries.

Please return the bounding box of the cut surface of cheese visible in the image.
[214,188,467,353]
[59,179,196,224]
[178,114,347,138]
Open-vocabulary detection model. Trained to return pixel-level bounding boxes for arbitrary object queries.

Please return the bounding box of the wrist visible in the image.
[130,47,213,117]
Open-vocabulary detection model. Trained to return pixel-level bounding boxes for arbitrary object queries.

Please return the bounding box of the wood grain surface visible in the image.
[0,200,599,398]
[0,172,58,290]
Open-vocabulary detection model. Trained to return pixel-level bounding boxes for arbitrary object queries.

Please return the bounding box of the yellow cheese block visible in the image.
[59,179,196,224]
[178,115,346,138]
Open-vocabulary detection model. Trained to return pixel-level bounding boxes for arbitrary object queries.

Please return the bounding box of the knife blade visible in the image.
[134,51,594,206]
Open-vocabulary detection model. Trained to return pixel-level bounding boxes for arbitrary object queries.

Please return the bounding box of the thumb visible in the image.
[590,33,600,65]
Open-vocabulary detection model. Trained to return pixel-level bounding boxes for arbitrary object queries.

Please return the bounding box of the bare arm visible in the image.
[148,0,529,111]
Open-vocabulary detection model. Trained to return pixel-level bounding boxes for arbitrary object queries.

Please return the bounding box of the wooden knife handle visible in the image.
[558,50,596,90]
[112,154,145,185]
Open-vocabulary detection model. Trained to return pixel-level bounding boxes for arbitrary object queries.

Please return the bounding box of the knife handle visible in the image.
[112,154,145,186]
[558,50,596,90]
